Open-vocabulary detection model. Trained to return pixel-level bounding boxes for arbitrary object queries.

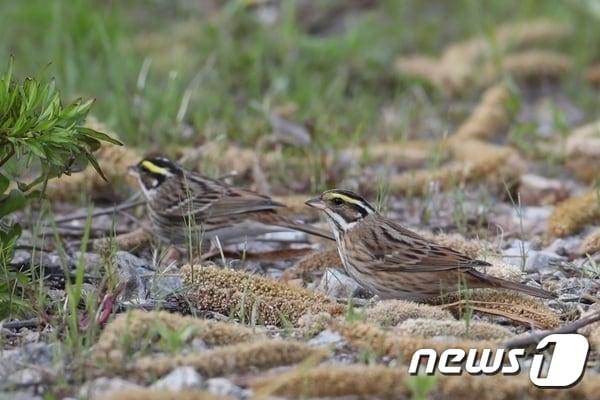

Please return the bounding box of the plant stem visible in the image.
[0,144,14,168]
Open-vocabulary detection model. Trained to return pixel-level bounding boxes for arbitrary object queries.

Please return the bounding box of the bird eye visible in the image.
[332,197,343,206]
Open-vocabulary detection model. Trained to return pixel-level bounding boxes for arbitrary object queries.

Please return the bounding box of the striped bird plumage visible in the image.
[306,189,555,301]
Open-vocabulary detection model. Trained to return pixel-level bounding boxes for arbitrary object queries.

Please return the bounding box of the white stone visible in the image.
[151,366,203,391]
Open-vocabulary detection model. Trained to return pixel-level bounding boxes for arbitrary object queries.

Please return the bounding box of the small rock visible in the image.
[205,377,247,399]
[316,269,360,299]
[7,368,42,386]
[9,250,69,276]
[502,240,532,267]
[114,251,152,302]
[79,377,142,400]
[151,271,184,298]
[523,250,566,273]
[308,329,345,348]
[0,343,55,378]
[190,338,208,353]
[545,237,583,257]
[151,367,203,391]
[519,174,568,206]
[0,391,41,400]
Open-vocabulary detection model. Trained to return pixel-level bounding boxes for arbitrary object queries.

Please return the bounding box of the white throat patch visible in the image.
[324,209,359,236]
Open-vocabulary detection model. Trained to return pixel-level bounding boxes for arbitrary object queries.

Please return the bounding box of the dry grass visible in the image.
[281,249,342,281]
[181,264,345,326]
[92,228,152,252]
[548,191,600,237]
[434,289,561,329]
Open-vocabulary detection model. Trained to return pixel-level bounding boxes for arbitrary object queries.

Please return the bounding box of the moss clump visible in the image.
[253,365,409,399]
[133,339,327,379]
[452,83,512,142]
[344,140,444,169]
[181,265,345,326]
[106,389,224,400]
[397,19,570,95]
[566,120,600,183]
[581,228,600,256]
[390,140,525,195]
[395,318,514,340]
[332,320,499,360]
[491,50,572,81]
[578,306,600,354]
[548,191,600,237]
[587,63,600,87]
[366,300,453,327]
[254,364,600,400]
[93,310,262,364]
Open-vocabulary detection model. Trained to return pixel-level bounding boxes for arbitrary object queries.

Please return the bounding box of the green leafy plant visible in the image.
[406,375,438,400]
[0,57,121,318]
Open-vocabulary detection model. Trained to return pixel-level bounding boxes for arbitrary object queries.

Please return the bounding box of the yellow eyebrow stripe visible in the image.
[324,193,359,204]
[141,160,167,175]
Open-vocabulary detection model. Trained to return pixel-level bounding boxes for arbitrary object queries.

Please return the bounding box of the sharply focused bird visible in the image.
[305,189,555,301]
[129,156,334,248]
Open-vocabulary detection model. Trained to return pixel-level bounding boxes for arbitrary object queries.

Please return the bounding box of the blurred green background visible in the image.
[1,0,599,148]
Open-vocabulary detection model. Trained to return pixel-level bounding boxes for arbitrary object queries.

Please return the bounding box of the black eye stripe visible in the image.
[355,206,369,217]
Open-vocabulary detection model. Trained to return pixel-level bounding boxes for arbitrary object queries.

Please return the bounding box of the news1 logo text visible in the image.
[409,334,589,388]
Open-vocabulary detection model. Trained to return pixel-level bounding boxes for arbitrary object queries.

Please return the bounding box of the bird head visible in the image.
[305,189,376,232]
[128,156,182,198]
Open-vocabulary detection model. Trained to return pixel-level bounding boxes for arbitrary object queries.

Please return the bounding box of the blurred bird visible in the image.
[129,156,333,249]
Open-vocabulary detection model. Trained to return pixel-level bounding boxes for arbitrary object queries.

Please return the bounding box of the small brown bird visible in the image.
[305,189,554,301]
[129,156,334,247]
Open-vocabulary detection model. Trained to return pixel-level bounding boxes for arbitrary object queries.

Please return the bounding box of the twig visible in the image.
[0,318,41,330]
[502,309,600,349]
[54,198,145,224]
[15,244,54,252]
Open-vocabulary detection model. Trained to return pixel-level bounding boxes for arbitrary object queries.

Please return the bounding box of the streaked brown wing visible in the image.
[202,187,285,218]
[157,172,284,220]
[366,216,488,273]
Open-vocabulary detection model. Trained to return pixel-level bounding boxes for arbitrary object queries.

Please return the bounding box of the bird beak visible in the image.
[305,196,325,210]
